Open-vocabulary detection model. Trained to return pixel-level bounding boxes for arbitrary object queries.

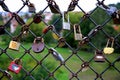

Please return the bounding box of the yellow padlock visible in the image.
[103,38,114,54]
[52,33,59,40]
[9,40,20,51]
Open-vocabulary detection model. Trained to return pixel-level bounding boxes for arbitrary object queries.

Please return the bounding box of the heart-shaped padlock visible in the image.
[103,38,114,54]
[32,37,45,53]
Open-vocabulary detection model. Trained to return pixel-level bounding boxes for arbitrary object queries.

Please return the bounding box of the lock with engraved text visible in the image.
[0,25,5,35]
[32,37,45,53]
[47,0,60,14]
[74,24,82,40]
[49,48,64,62]
[103,38,114,54]
[62,12,70,30]
[94,50,105,62]
[8,58,22,74]
[33,13,42,24]
[9,37,20,51]
[81,62,89,72]
[28,3,36,13]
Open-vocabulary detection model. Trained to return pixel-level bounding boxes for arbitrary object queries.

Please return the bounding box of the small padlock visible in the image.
[58,37,65,47]
[52,33,60,40]
[94,50,105,62]
[43,26,53,34]
[49,48,64,62]
[21,24,29,35]
[67,0,78,11]
[81,62,89,72]
[28,3,36,13]
[8,59,22,74]
[33,13,42,24]
[48,0,60,14]
[32,37,45,53]
[0,25,5,35]
[62,12,70,30]
[9,38,20,51]
[103,38,114,54]
[74,24,82,40]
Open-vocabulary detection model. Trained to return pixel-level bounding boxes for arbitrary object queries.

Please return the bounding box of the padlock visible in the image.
[21,24,29,35]
[74,24,82,40]
[8,59,22,74]
[52,33,60,40]
[28,3,36,13]
[14,13,25,25]
[0,1,10,12]
[49,48,64,62]
[67,0,78,11]
[94,50,105,62]
[33,13,42,24]
[43,26,53,34]
[112,10,120,24]
[81,62,89,72]
[32,37,45,53]
[9,38,20,51]
[0,25,5,35]
[58,37,65,47]
[48,0,60,14]
[103,38,114,54]
[62,12,70,30]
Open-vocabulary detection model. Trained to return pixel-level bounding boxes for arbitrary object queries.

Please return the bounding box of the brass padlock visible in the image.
[94,50,105,62]
[52,33,60,40]
[62,12,70,30]
[0,25,5,35]
[28,3,36,13]
[58,37,65,47]
[74,24,82,40]
[103,38,114,54]
[32,37,45,53]
[9,38,20,51]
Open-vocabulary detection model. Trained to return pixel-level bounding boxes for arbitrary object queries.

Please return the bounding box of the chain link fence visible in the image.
[0,0,120,80]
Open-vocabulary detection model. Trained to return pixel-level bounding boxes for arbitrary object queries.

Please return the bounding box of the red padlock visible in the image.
[8,59,22,74]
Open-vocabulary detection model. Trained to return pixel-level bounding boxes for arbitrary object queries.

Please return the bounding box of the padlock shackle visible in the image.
[106,38,114,47]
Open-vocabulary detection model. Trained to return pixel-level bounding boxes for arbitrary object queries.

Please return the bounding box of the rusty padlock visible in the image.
[47,0,60,14]
[9,37,20,51]
[28,3,36,13]
[94,50,105,62]
[33,13,42,24]
[8,58,22,74]
[42,26,53,34]
[0,25,5,35]
[74,24,82,40]
[32,37,45,53]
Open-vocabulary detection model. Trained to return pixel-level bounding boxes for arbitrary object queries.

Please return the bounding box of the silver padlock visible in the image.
[9,38,20,51]
[62,12,70,30]
[74,24,82,40]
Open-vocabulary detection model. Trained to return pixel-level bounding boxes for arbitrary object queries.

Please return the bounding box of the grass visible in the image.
[0,43,120,80]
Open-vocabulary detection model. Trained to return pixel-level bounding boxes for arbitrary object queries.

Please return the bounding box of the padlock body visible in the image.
[103,47,114,54]
[74,34,82,40]
[94,55,105,62]
[63,22,70,30]
[9,41,20,51]
[29,7,35,13]
[8,61,22,74]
